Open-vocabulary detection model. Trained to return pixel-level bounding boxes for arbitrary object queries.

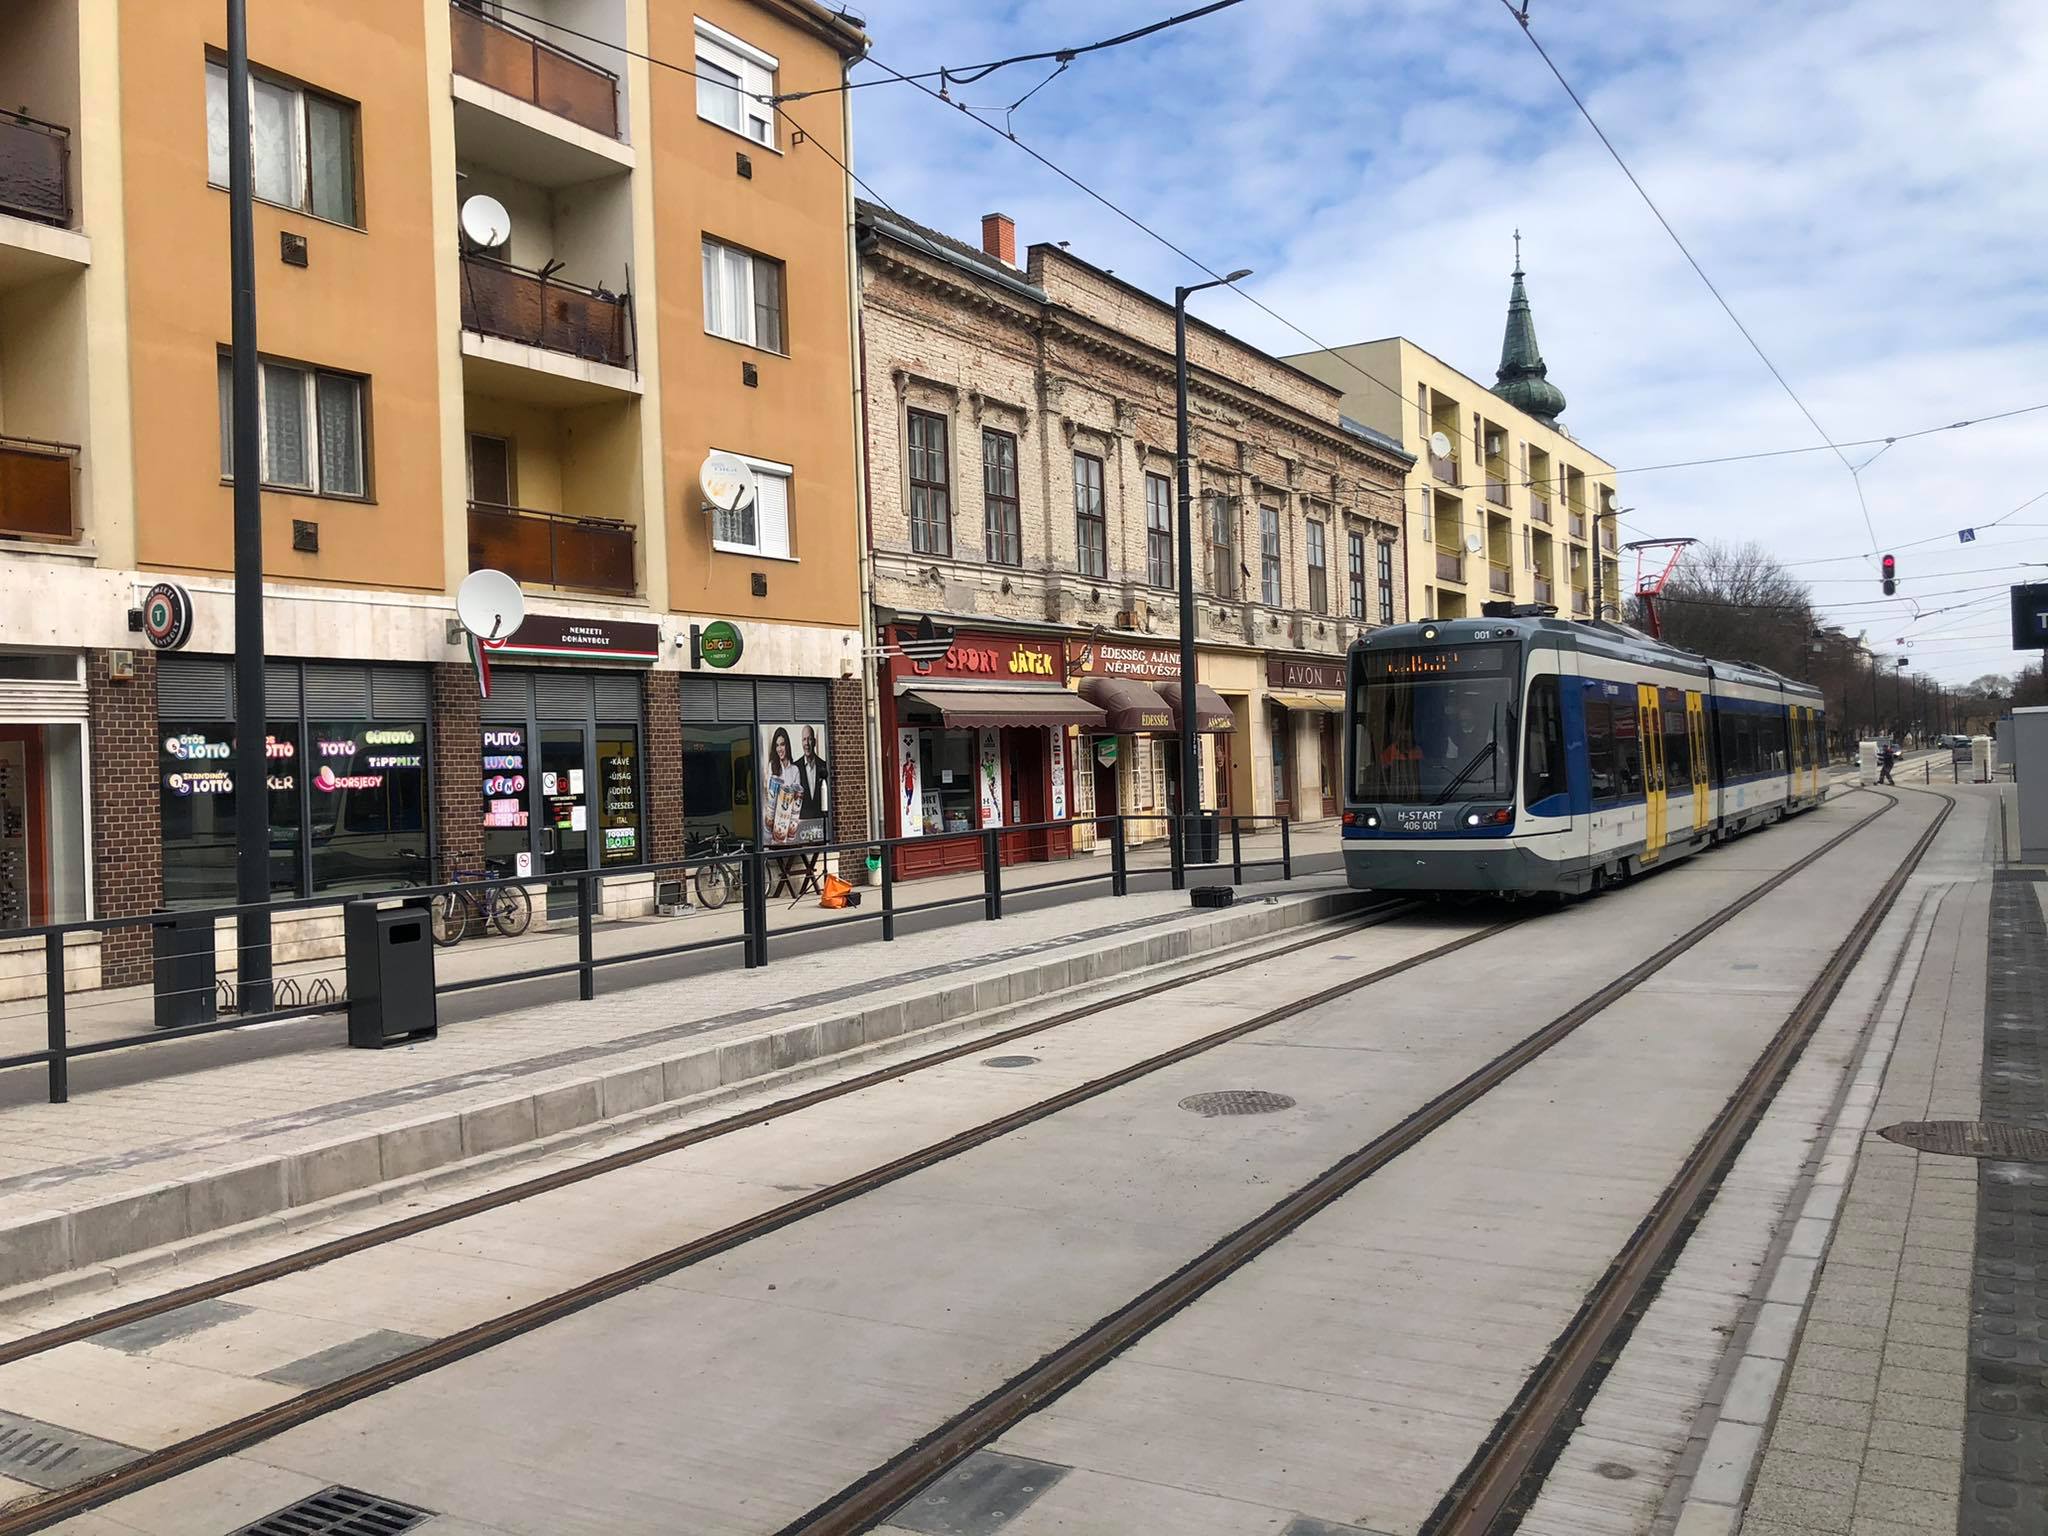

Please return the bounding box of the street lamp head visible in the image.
[1224,268,1253,283]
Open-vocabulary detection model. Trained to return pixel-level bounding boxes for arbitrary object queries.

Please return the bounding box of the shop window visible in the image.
[306,720,428,894]
[983,429,1020,566]
[1074,452,1107,579]
[682,724,756,847]
[0,725,86,929]
[908,409,951,556]
[597,730,642,866]
[160,722,303,906]
[916,730,977,835]
[481,723,532,872]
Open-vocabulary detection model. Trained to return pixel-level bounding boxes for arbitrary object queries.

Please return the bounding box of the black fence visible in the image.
[3,814,1296,1104]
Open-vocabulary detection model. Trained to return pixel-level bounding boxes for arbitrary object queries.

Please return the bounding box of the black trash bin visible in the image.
[152,911,217,1030]
[1185,812,1220,865]
[344,899,437,1048]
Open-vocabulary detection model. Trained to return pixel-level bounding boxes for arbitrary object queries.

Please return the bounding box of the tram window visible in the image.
[1765,712,1788,773]
[1613,703,1644,798]
[1523,676,1565,804]
[1662,687,1690,787]
[1585,699,1617,803]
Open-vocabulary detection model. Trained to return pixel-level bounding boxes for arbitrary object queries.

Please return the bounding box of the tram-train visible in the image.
[1342,610,1828,896]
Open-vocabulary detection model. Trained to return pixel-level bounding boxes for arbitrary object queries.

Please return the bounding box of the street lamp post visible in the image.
[1173,269,1251,890]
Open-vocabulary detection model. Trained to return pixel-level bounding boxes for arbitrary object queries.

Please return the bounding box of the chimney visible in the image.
[980,212,1016,266]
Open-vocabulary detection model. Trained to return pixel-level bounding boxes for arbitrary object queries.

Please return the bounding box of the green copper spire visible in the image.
[1493,231,1566,426]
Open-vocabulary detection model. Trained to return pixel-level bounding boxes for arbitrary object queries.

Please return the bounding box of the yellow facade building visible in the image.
[0,0,868,959]
[1284,253,1620,625]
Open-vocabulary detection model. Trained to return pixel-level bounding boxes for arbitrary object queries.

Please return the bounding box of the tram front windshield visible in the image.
[1351,642,1518,804]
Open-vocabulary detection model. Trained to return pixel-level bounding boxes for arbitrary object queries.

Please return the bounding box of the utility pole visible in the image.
[1172,268,1250,891]
[228,0,271,1010]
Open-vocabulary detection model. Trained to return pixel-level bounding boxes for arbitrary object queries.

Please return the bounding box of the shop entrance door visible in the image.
[1001,729,1047,864]
[1270,708,1295,820]
[1093,738,1118,840]
[1214,731,1234,820]
[0,728,47,929]
[539,726,591,917]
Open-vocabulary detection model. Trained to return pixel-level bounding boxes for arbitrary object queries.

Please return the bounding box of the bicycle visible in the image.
[429,863,534,946]
[685,825,748,910]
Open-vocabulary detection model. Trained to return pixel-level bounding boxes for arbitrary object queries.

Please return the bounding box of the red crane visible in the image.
[1624,536,1696,639]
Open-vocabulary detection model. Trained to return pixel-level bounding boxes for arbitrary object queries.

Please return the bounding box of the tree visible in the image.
[1636,540,1819,681]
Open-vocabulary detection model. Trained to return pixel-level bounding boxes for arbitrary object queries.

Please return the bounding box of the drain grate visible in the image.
[0,1408,143,1490]
[230,1485,436,1536]
[983,1055,1039,1068]
[1878,1120,2048,1162]
[1179,1089,1296,1117]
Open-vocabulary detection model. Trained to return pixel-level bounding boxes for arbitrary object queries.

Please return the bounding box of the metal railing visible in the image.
[1435,549,1464,582]
[1488,563,1512,595]
[2,813,1297,1104]
[467,501,635,596]
[1572,588,1590,615]
[1530,496,1551,524]
[449,1,621,140]
[1533,575,1554,604]
[1568,511,1587,539]
[459,252,633,370]
[0,435,80,541]
[0,111,71,228]
[1429,451,1460,485]
[1485,476,1510,507]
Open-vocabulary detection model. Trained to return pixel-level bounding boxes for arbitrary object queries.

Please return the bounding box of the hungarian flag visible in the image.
[467,631,493,698]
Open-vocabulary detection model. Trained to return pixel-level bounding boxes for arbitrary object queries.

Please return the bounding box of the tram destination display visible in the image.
[1364,644,1510,679]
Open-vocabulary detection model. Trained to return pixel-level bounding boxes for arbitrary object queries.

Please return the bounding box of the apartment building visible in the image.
[857,204,1411,877]
[1284,250,1620,627]
[0,0,866,978]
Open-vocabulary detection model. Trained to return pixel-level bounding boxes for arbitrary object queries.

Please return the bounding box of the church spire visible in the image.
[1492,231,1567,426]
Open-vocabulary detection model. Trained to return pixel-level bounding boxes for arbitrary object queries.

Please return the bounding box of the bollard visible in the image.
[1231,818,1243,884]
[1281,818,1293,881]
[749,844,770,967]
[1110,817,1128,897]
[576,875,596,1001]
[880,845,896,942]
[982,828,1003,921]
[44,930,66,1105]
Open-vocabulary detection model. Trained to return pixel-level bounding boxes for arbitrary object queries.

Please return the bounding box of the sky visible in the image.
[814,0,2048,685]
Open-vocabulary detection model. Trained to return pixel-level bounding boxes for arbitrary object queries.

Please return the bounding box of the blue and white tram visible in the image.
[1341,611,1828,896]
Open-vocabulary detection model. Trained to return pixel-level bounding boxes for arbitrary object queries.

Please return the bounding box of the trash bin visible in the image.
[153,912,217,1030]
[1185,812,1220,865]
[344,899,437,1049]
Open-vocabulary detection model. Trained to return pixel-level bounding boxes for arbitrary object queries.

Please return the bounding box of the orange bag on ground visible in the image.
[819,873,852,909]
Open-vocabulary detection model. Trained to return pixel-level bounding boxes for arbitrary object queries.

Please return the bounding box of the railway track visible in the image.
[772,788,1932,1536]
[0,789,1926,1534]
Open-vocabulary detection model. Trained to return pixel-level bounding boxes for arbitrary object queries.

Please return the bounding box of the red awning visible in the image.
[1157,680,1237,734]
[899,683,1107,730]
[1076,676,1174,733]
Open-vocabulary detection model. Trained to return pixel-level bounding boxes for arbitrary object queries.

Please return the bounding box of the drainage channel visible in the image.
[770,791,1910,1536]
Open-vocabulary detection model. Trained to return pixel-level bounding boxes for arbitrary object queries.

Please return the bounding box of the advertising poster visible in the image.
[481,726,529,829]
[1049,730,1067,821]
[897,727,922,838]
[760,722,829,847]
[977,727,1003,828]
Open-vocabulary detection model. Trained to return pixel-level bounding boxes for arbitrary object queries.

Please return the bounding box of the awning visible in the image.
[1076,676,1175,733]
[1268,691,1344,714]
[899,682,1106,730]
[1157,680,1237,734]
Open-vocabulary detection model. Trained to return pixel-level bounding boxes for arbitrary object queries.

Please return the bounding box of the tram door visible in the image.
[1638,684,1667,860]
[1685,692,1711,830]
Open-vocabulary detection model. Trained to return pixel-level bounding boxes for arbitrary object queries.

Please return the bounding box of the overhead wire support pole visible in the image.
[227,0,271,1013]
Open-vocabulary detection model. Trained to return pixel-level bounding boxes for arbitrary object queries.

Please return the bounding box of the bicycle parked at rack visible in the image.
[428,862,534,946]
[685,824,749,910]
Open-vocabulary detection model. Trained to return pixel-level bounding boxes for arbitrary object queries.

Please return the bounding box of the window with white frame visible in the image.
[709,451,793,559]
[1145,472,1173,587]
[217,354,366,498]
[205,59,358,226]
[701,238,786,352]
[694,19,777,146]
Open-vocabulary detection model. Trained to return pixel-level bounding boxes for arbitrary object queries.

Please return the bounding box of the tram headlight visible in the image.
[1466,812,1482,827]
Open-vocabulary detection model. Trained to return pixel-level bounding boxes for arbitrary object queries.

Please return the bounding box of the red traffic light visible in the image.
[1881,553,1897,596]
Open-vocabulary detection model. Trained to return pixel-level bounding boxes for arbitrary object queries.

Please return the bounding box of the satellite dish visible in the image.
[456,568,525,642]
[1464,532,1484,554]
[459,194,512,251]
[699,450,758,514]
[1428,431,1453,459]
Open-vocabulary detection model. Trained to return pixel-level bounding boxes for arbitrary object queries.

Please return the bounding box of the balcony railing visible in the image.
[450,1,621,140]
[460,253,633,370]
[1569,511,1587,540]
[1572,588,1590,616]
[1533,575,1554,605]
[1429,451,1460,485]
[468,502,635,595]
[0,112,71,228]
[1435,550,1464,583]
[1488,564,1512,596]
[0,437,79,542]
[1485,476,1510,508]
[1530,495,1551,524]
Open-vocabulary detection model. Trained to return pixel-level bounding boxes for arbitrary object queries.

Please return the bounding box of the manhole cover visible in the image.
[1878,1120,2048,1162]
[1594,1460,1637,1481]
[1179,1090,1296,1117]
[984,1055,1039,1068]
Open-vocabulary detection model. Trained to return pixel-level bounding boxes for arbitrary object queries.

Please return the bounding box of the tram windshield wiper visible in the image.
[1432,704,1502,806]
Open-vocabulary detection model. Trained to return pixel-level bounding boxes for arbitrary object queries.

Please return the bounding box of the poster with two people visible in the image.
[761,722,829,847]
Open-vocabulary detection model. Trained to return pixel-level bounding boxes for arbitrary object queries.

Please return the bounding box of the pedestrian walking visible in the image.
[1877,739,1896,785]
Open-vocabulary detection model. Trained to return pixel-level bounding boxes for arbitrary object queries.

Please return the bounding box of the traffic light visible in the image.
[1881,553,1897,596]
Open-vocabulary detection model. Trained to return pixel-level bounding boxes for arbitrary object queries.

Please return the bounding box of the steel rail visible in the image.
[771,791,1903,1536]
[0,903,1519,1534]
[0,899,1420,1373]
[1427,786,1953,1535]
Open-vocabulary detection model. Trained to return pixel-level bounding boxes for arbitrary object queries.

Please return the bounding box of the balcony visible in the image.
[1435,550,1464,583]
[1533,575,1554,605]
[1569,511,1587,540]
[1488,564,1512,596]
[1600,522,1618,552]
[1572,588,1590,617]
[468,502,635,596]
[459,253,636,398]
[450,2,619,141]
[0,437,78,542]
[1530,496,1551,525]
[1485,476,1509,508]
[1429,451,1460,485]
[0,113,69,229]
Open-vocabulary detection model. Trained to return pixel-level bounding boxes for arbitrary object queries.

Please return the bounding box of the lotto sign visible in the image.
[141,582,194,651]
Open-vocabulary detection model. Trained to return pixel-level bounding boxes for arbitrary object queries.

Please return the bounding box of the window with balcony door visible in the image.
[702,239,785,353]
[694,19,777,146]
[982,428,1019,566]
[217,354,367,499]
[1306,519,1328,615]
[1347,530,1366,619]
[1074,452,1108,579]
[907,410,951,557]
[205,60,358,227]
[1206,492,1238,599]
[1259,506,1282,606]
[467,434,513,507]
[1145,472,1174,587]
[709,450,792,559]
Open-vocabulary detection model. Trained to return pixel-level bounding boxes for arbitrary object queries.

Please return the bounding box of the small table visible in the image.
[768,849,824,901]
